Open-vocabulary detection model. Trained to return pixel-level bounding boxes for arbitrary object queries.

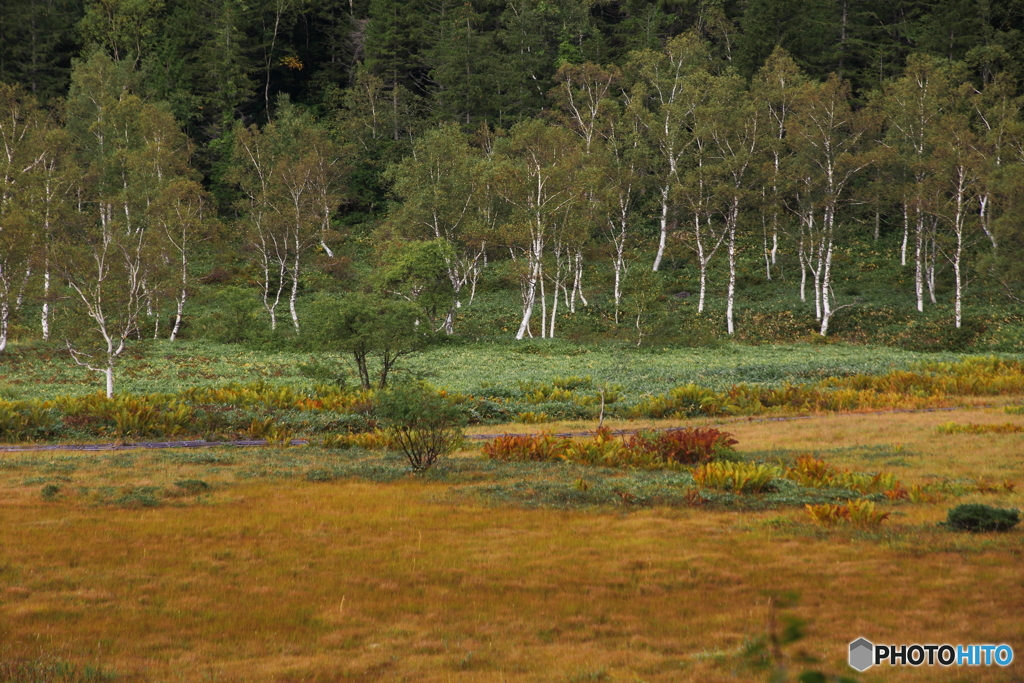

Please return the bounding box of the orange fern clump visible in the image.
[625,427,738,465]
[481,433,569,462]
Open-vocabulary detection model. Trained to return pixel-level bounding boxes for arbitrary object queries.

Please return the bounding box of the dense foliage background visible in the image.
[2,0,1024,395]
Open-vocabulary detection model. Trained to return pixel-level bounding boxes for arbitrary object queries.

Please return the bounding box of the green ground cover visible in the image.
[2,338,1017,402]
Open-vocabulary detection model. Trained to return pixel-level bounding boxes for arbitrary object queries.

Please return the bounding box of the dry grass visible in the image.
[1,406,1022,682]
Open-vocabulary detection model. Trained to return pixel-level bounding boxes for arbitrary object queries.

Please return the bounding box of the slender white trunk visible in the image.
[813,239,823,321]
[515,239,541,340]
[613,247,624,324]
[725,198,738,336]
[726,229,736,335]
[170,237,188,340]
[692,212,725,314]
[818,211,835,336]
[798,228,807,303]
[926,226,937,305]
[652,185,669,271]
[41,267,50,341]
[549,275,559,338]
[954,248,962,328]
[289,270,300,332]
[698,266,708,315]
[539,270,547,338]
[952,170,968,329]
[695,213,708,313]
[575,251,587,307]
[978,194,996,251]
[901,202,909,266]
[914,206,924,312]
[0,302,7,353]
[171,290,185,341]
[800,257,807,302]
[105,365,114,399]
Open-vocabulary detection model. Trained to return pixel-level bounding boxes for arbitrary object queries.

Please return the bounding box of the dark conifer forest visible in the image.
[2,0,1024,380]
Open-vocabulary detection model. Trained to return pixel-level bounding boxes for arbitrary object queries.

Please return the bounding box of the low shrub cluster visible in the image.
[482,427,738,470]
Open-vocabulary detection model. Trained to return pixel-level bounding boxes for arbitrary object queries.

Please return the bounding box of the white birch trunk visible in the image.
[652,185,669,271]
[539,271,547,338]
[549,275,559,338]
[0,301,7,353]
[818,209,836,336]
[914,206,924,312]
[289,248,301,333]
[515,239,541,340]
[725,198,738,336]
[954,243,962,328]
[901,202,909,266]
[41,267,50,341]
[695,212,708,313]
[978,193,996,251]
[927,228,937,305]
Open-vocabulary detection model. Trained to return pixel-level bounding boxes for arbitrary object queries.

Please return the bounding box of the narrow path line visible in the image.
[0,403,1001,453]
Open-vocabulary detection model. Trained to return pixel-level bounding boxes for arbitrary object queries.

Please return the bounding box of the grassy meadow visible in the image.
[0,338,1012,401]
[2,401,1023,682]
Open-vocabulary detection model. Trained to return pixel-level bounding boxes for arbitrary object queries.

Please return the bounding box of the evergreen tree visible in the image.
[0,0,83,102]
[425,0,494,125]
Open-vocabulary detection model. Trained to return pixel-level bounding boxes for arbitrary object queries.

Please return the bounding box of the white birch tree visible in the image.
[790,74,876,336]
[881,55,954,313]
[60,50,193,396]
[384,123,487,333]
[704,71,760,336]
[0,83,42,353]
[626,33,710,272]
[232,100,348,333]
[490,120,582,339]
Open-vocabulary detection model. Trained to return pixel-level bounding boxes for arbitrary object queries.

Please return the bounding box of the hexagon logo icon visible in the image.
[849,638,874,672]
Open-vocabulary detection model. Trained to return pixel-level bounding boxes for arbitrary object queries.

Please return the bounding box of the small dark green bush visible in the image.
[41,484,61,500]
[945,504,1020,532]
[114,487,162,508]
[174,479,210,494]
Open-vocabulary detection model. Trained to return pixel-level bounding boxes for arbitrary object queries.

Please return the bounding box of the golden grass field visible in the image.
[2,405,1023,682]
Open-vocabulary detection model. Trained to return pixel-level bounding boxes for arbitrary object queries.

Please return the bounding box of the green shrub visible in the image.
[944,504,1020,532]
[174,479,210,494]
[376,384,466,471]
